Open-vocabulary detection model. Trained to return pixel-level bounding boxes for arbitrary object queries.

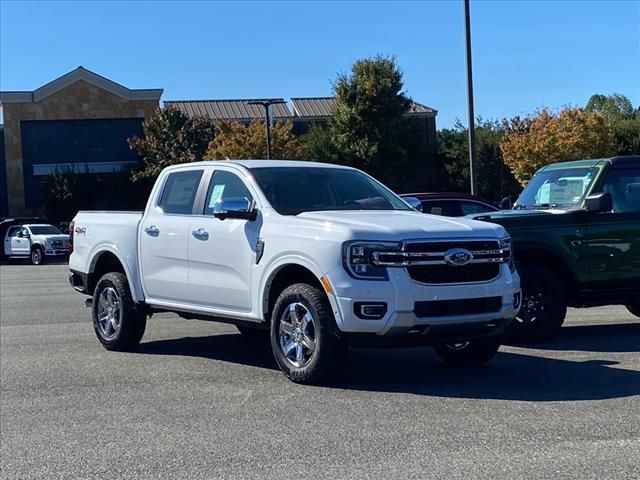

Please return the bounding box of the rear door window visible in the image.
[158,170,204,215]
[460,201,495,215]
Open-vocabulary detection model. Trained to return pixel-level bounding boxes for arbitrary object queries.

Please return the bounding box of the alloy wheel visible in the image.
[278,302,317,368]
[97,287,121,340]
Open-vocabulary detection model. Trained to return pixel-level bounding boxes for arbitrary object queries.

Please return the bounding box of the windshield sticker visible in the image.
[208,184,226,208]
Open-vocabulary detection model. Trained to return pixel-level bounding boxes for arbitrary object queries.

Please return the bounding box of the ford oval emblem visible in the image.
[444,248,473,267]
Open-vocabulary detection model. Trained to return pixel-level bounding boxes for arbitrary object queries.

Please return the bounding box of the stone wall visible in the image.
[2,80,159,215]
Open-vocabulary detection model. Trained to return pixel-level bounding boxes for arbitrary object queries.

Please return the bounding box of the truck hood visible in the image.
[469,208,574,219]
[298,210,507,240]
[32,234,70,243]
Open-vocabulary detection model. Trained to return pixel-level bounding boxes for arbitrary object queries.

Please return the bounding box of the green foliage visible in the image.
[304,55,431,191]
[128,106,215,180]
[585,93,640,155]
[437,119,521,201]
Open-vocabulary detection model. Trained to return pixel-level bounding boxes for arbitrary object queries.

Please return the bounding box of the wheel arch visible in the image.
[87,249,141,302]
[514,242,578,302]
[261,262,328,323]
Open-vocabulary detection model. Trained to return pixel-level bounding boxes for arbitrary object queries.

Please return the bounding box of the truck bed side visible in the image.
[69,211,144,301]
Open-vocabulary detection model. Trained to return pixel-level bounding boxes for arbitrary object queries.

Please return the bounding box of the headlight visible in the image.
[500,236,516,273]
[343,241,401,280]
[44,239,52,248]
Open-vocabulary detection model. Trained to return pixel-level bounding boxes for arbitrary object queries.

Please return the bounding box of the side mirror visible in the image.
[403,197,423,212]
[499,196,513,210]
[17,231,24,238]
[584,192,612,213]
[213,197,257,221]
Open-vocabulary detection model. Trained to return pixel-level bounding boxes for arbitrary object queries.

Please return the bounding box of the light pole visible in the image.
[247,99,287,160]
[463,0,478,195]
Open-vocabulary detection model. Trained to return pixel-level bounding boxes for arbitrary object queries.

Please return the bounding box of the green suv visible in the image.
[473,155,640,342]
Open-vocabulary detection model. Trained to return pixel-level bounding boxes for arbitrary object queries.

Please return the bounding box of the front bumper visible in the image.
[326,264,521,342]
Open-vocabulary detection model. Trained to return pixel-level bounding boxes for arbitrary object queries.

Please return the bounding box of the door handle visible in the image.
[144,225,160,237]
[192,228,209,241]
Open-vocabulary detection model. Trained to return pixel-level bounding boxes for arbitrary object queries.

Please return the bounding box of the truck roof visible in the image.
[541,155,640,171]
[163,159,355,172]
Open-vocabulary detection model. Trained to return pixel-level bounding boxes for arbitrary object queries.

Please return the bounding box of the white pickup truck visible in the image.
[69,160,521,384]
[3,223,71,265]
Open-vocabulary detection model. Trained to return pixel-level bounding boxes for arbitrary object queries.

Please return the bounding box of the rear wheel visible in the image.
[626,303,640,318]
[507,264,567,343]
[92,272,146,351]
[30,246,44,265]
[433,337,501,366]
[270,283,346,385]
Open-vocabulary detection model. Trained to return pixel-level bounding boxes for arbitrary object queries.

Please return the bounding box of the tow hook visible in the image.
[84,298,93,308]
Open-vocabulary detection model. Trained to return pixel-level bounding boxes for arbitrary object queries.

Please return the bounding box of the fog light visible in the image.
[513,292,521,310]
[354,302,387,320]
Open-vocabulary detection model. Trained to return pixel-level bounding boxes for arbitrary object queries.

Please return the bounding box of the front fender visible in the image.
[258,253,340,323]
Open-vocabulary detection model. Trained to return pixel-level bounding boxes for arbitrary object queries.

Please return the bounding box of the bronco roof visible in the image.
[541,155,640,171]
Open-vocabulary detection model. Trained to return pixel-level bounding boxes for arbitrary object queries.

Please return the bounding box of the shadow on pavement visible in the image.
[136,331,640,401]
[513,322,640,353]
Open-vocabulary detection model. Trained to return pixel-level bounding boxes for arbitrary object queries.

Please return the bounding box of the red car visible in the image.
[401,192,499,217]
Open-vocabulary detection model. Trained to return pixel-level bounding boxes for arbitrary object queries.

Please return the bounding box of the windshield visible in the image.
[515,167,598,210]
[250,167,411,215]
[28,226,63,235]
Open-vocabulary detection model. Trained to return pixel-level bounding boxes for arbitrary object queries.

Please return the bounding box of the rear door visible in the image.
[139,168,205,303]
[584,166,640,292]
[187,168,260,312]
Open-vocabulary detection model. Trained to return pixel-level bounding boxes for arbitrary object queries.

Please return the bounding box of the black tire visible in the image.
[270,283,346,385]
[626,303,640,318]
[507,263,567,343]
[30,246,44,265]
[236,324,268,337]
[433,337,501,366]
[92,272,146,351]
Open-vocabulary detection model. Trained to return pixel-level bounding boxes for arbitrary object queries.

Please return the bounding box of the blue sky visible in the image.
[1,0,639,127]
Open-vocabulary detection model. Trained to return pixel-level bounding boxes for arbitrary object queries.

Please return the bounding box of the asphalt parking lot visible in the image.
[1,264,639,479]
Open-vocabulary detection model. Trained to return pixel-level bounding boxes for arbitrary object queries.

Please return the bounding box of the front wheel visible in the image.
[270,283,346,385]
[626,303,640,318]
[433,337,501,366]
[31,246,44,265]
[507,264,567,343]
[92,272,146,351]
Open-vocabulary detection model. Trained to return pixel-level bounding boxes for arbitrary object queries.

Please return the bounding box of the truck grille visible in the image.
[414,296,502,318]
[407,263,500,284]
[372,240,508,285]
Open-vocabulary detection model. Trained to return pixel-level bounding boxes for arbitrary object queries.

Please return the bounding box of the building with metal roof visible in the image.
[165,99,294,122]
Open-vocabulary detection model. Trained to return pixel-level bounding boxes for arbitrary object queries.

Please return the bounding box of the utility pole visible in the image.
[463,0,478,195]
[247,99,287,160]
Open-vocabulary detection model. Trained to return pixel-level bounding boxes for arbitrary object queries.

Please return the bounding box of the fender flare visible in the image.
[87,244,144,303]
[258,254,340,323]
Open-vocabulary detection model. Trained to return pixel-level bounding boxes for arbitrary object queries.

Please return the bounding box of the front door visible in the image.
[4,227,30,256]
[187,169,260,312]
[584,166,640,292]
[139,168,204,303]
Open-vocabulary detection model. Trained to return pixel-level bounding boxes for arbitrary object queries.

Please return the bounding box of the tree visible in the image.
[128,106,215,180]
[500,108,614,185]
[585,93,640,155]
[305,55,430,191]
[438,119,521,201]
[205,119,306,160]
